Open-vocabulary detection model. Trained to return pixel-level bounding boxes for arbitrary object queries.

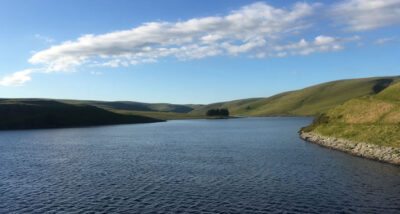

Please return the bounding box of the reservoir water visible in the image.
[0,117,399,213]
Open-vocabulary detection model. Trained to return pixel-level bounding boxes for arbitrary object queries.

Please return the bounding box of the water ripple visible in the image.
[0,118,399,213]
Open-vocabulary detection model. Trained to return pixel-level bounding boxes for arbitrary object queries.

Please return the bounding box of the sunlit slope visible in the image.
[189,98,263,115]
[191,76,400,116]
[376,81,400,101]
[303,82,400,147]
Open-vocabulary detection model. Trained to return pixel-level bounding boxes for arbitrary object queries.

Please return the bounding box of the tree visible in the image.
[206,108,229,116]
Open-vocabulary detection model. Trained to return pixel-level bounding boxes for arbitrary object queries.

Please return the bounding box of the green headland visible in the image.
[302,80,400,148]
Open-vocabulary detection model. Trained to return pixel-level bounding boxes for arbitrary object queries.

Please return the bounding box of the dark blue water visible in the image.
[0,117,399,213]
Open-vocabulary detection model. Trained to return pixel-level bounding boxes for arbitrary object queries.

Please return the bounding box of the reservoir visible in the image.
[0,118,399,213]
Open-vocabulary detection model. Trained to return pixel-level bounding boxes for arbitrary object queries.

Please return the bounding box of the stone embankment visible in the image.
[300,132,400,165]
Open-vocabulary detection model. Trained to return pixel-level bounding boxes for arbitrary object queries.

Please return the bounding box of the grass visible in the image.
[0,100,163,130]
[189,98,263,115]
[62,100,200,113]
[302,82,400,148]
[0,98,230,130]
[190,76,400,117]
[110,109,211,120]
[313,123,400,147]
[111,109,233,120]
[376,81,400,101]
[2,75,400,131]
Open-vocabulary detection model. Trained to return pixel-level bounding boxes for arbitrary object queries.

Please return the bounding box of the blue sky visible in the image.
[0,0,399,104]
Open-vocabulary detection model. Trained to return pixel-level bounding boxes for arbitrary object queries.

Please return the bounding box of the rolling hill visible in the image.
[2,76,400,129]
[0,99,163,130]
[302,82,400,147]
[190,76,400,116]
[62,100,201,113]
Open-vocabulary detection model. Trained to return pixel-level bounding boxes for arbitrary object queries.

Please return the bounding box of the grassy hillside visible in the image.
[302,82,400,147]
[191,76,400,116]
[110,109,211,120]
[2,76,399,128]
[0,99,163,130]
[63,100,200,113]
[189,98,263,115]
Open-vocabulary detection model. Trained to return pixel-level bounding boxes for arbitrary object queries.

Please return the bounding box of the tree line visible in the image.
[206,108,229,116]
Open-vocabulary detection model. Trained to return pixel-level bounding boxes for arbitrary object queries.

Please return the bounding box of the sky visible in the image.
[0,0,399,104]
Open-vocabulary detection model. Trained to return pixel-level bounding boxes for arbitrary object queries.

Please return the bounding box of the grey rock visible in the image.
[299,131,400,165]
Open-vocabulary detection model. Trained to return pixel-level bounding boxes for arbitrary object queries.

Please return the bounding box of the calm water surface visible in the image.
[0,117,399,213]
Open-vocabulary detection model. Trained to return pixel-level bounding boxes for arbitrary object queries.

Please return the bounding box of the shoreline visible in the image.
[0,120,166,131]
[299,131,400,166]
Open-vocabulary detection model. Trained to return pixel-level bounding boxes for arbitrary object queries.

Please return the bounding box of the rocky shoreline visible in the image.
[299,131,400,165]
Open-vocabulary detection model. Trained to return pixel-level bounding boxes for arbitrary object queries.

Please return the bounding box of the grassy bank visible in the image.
[302,82,400,147]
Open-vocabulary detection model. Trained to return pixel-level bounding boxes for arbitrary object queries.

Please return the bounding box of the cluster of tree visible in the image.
[206,108,229,116]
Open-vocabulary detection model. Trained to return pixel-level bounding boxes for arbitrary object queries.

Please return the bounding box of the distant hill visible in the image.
[62,100,200,113]
[190,76,400,116]
[0,99,163,130]
[2,76,400,129]
[302,81,400,147]
[188,98,263,115]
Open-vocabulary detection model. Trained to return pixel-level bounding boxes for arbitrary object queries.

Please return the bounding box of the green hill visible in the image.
[62,100,200,113]
[2,76,400,128]
[0,99,163,130]
[376,81,400,101]
[190,76,400,116]
[189,98,263,115]
[302,82,400,147]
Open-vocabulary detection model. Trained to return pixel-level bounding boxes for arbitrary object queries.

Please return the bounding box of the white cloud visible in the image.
[91,57,158,68]
[269,35,360,56]
[331,0,400,31]
[0,69,37,86]
[2,1,372,86]
[375,37,396,44]
[277,52,288,57]
[141,58,158,63]
[201,34,223,44]
[314,35,336,45]
[35,34,55,43]
[28,2,317,73]
[273,36,342,55]
[101,59,121,67]
[90,71,102,75]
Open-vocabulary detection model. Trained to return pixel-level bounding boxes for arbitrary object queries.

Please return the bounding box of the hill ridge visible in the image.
[190,75,400,116]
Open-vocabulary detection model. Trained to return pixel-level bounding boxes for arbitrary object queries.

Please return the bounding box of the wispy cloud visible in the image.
[34,34,55,43]
[0,0,397,86]
[90,71,103,75]
[271,35,360,56]
[375,37,396,45]
[331,0,400,31]
[27,2,318,73]
[0,69,38,86]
